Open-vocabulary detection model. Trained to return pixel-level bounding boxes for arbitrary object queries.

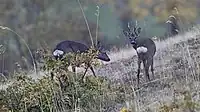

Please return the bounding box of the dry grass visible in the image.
[94,25,200,111]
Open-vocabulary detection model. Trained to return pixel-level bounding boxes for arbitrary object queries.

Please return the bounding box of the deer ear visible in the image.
[97,41,102,50]
[123,30,129,37]
[137,27,142,34]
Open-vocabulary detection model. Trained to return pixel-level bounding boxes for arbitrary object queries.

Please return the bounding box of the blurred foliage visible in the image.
[122,0,198,23]
[153,0,198,24]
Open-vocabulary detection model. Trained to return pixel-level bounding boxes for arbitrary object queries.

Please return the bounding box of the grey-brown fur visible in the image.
[52,40,110,80]
[123,23,156,86]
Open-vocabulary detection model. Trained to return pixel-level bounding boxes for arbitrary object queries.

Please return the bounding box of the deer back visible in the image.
[55,40,89,54]
[53,40,110,62]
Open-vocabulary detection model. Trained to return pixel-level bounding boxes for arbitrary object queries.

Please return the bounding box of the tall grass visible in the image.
[94,26,200,111]
[77,0,94,47]
[0,26,37,74]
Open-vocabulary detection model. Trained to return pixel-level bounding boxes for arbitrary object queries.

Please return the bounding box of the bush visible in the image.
[0,48,129,112]
[0,72,112,112]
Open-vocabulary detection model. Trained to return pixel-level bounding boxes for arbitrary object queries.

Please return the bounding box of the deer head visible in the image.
[95,41,110,62]
[123,22,142,45]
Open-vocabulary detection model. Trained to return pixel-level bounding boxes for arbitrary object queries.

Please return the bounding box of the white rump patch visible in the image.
[175,29,179,32]
[169,15,176,19]
[53,49,64,56]
[166,20,172,24]
[136,46,148,53]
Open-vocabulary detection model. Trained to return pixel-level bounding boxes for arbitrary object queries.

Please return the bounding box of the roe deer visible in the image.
[166,15,180,37]
[123,23,156,85]
[52,40,110,79]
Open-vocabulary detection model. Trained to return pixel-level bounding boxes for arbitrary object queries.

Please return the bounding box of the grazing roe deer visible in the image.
[166,15,180,37]
[123,23,156,85]
[52,40,110,79]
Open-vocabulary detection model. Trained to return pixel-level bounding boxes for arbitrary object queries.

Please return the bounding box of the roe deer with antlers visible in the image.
[123,23,156,85]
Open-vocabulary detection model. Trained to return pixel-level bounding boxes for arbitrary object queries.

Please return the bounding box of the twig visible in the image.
[95,6,100,46]
[0,26,37,74]
[77,0,94,47]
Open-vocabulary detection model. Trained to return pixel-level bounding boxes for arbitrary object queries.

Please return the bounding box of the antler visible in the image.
[127,22,131,31]
[134,20,140,36]
[128,22,136,33]
[133,26,138,36]
[126,21,141,36]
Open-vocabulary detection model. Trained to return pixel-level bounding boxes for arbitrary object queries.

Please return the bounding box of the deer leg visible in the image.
[50,72,54,81]
[89,66,96,77]
[150,58,155,79]
[81,66,89,80]
[145,59,151,82]
[72,66,76,73]
[137,59,142,85]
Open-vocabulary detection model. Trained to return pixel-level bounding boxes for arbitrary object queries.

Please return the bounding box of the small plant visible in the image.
[120,107,132,112]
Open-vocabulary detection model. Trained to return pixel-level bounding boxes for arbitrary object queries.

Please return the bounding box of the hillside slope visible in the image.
[1,27,200,112]
[93,27,200,111]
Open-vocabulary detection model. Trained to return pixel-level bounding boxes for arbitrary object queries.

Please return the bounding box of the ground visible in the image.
[94,27,200,111]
